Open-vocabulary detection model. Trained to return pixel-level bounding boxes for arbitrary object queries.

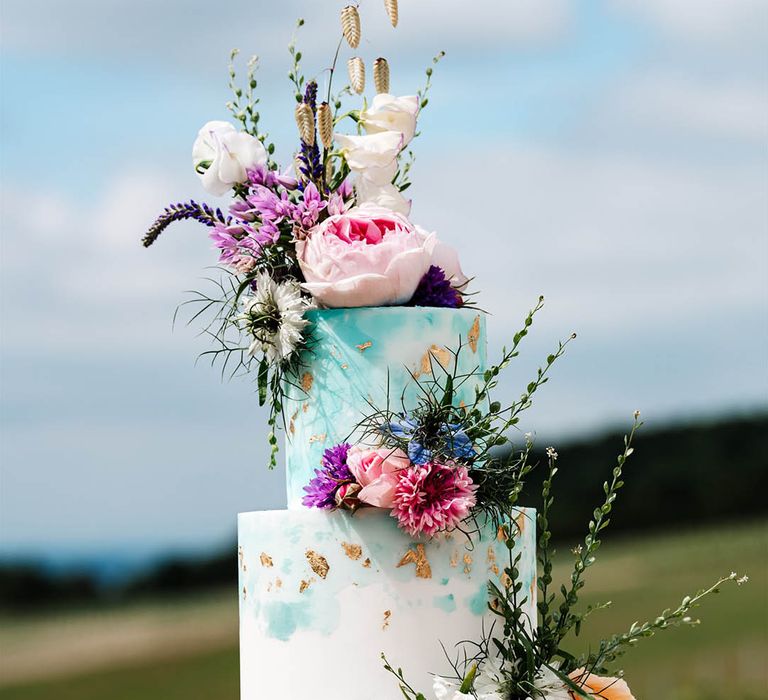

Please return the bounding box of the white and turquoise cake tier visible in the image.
[238,307,537,699]
[284,307,487,507]
[238,508,536,698]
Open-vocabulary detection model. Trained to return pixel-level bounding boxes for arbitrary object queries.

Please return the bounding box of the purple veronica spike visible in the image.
[142,201,229,248]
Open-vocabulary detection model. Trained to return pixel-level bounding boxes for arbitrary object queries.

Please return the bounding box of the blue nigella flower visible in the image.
[382,415,475,465]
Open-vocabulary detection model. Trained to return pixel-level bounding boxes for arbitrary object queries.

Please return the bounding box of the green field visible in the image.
[1,520,765,699]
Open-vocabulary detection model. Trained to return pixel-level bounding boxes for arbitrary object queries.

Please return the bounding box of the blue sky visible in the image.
[1,0,766,562]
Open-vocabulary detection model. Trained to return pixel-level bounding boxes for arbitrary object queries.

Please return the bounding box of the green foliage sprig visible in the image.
[417,51,446,112]
[288,18,306,103]
[382,653,428,700]
[386,403,745,699]
[226,49,275,157]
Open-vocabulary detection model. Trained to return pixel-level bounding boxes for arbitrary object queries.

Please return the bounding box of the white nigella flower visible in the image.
[238,272,312,363]
[524,666,572,700]
[432,657,507,700]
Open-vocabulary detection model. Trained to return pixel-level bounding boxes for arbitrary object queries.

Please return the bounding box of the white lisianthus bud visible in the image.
[384,0,398,27]
[294,103,315,146]
[348,57,366,94]
[341,6,361,49]
[373,58,390,94]
[192,121,267,196]
[317,102,333,149]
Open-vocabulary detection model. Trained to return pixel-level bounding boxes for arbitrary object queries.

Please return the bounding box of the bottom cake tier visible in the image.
[238,507,536,699]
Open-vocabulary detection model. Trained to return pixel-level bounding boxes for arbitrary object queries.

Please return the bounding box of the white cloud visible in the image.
[412,143,768,334]
[603,72,768,142]
[0,171,220,352]
[1,0,571,64]
[617,0,768,47]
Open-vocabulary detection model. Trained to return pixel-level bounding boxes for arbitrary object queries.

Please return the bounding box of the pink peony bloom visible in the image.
[392,462,477,537]
[568,669,636,700]
[296,205,435,308]
[347,446,410,508]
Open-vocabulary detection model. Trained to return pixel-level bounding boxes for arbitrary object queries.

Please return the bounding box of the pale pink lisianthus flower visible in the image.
[296,205,433,308]
[346,446,410,508]
[392,462,477,537]
[568,669,636,700]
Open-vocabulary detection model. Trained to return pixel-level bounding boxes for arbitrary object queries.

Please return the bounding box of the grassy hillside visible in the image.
[1,520,765,699]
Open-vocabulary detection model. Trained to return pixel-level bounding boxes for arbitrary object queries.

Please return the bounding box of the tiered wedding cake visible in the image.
[237,308,536,697]
[144,5,740,698]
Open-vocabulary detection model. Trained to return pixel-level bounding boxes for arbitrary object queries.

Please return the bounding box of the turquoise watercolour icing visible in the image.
[284,307,486,508]
[433,593,457,613]
[238,507,536,642]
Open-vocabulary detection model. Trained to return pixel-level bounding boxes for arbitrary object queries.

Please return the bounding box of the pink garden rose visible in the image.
[297,205,463,308]
[346,446,410,508]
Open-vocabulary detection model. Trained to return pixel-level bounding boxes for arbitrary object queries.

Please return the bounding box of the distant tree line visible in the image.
[1,413,765,614]
[518,412,768,540]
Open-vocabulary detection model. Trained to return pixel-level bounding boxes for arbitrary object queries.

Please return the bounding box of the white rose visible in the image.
[360,94,420,144]
[192,121,267,196]
[334,131,403,170]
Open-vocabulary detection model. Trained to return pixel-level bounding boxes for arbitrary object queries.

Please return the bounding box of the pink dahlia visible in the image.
[392,463,477,537]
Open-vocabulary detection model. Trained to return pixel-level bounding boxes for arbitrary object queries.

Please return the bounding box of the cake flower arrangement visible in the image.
[142,5,464,466]
[303,297,569,538]
[141,3,745,698]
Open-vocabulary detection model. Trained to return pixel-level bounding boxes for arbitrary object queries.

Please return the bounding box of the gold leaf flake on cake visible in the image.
[275,577,282,589]
[497,524,509,542]
[309,433,327,444]
[289,410,299,436]
[260,552,274,568]
[463,553,473,575]
[341,542,363,560]
[306,550,330,579]
[515,511,527,536]
[397,544,432,579]
[299,578,314,593]
[468,315,481,353]
[382,610,392,630]
[362,558,371,568]
[488,546,500,575]
[500,572,512,589]
[356,341,373,352]
[415,345,451,378]
[302,402,309,413]
[242,585,247,600]
[238,546,247,572]
[449,549,459,568]
[301,372,314,392]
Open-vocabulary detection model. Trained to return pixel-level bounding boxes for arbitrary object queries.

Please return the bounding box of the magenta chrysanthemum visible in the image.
[392,462,477,537]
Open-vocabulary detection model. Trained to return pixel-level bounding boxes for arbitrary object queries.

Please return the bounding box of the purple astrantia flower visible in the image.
[209,220,276,267]
[246,165,298,191]
[336,179,354,200]
[409,265,463,308]
[246,185,296,221]
[294,182,326,229]
[302,443,354,509]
